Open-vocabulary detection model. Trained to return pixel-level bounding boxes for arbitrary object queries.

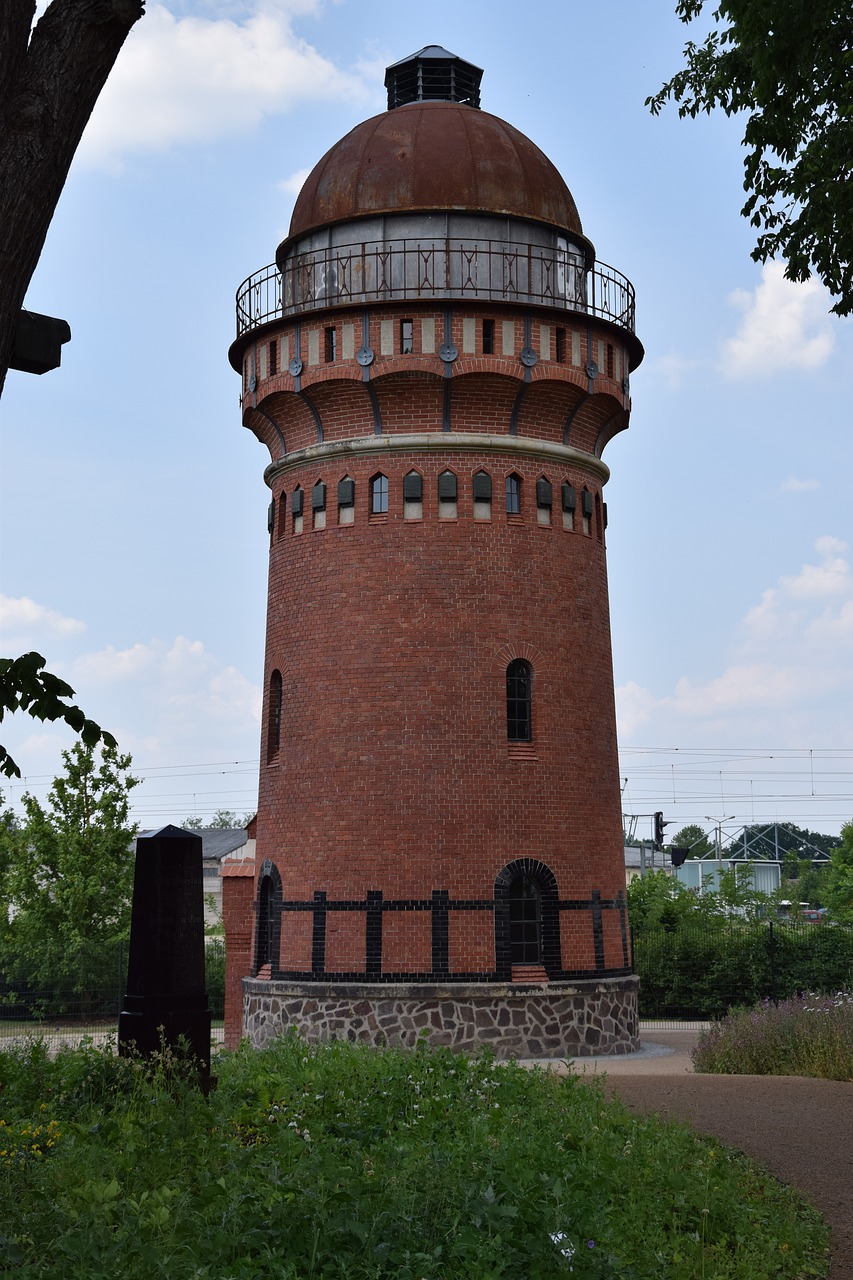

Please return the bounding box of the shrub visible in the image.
[692,991,853,1079]
[634,920,853,1019]
[204,938,225,1019]
[0,1034,829,1278]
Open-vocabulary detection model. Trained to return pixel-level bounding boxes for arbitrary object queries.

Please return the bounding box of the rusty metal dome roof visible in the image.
[278,101,586,262]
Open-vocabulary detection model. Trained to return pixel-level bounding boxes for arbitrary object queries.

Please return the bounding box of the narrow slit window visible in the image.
[269,339,277,376]
[506,659,532,742]
[325,327,337,363]
[292,486,304,533]
[536,476,552,526]
[506,473,521,516]
[267,669,282,760]
[581,487,593,536]
[555,328,566,363]
[561,482,576,531]
[400,319,414,354]
[482,319,495,355]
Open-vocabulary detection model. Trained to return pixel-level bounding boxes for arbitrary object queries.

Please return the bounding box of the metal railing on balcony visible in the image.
[235,238,636,339]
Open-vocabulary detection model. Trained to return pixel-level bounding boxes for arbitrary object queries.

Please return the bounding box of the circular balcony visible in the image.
[234,236,640,360]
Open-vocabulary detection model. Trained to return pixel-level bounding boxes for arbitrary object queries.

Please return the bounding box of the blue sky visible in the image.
[1,0,851,844]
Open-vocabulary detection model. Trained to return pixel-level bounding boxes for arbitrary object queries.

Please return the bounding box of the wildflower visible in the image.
[550,1232,574,1260]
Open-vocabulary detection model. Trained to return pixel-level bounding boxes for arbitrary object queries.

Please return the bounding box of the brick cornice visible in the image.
[264,432,610,487]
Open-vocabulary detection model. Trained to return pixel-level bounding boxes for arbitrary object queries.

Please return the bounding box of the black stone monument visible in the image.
[118,825,213,1090]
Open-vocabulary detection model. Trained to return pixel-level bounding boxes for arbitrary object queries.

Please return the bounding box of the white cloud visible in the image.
[618,535,853,742]
[1,633,262,821]
[277,167,311,198]
[644,351,702,391]
[0,595,86,638]
[78,1,374,168]
[720,261,835,378]
[72,642,157,682]
[71,637,261,747]
[740,553,850,645]
[615,680,661,737]
[778,477,819,493]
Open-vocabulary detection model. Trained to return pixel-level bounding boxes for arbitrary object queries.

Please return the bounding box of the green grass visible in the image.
[693,991,853,1079]
[0,1034,829,1279]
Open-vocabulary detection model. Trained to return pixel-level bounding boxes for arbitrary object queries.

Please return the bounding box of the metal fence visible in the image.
[0,940,225,1053]
[236,242,636,336]
[632,919,853,1023]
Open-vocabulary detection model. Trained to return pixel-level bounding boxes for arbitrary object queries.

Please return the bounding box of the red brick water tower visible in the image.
[224,47,643,1055]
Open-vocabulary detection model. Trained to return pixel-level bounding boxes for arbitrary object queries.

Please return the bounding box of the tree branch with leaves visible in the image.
[0,652,117,779]
[649,0,853,315]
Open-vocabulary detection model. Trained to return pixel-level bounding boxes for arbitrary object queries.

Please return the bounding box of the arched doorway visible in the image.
[494,858,561,980]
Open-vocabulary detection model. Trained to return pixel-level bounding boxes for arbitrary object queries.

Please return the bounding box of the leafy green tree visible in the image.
[669,823,714,859]
[779,855,829,909]
[649,1,853,314]
[823,822,853,919]
[627,870,699,930]
[183,809,252,830]
[0,742,139,1014]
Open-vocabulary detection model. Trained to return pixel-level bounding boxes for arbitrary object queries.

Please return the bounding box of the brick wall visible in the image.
[222,291,634,1051]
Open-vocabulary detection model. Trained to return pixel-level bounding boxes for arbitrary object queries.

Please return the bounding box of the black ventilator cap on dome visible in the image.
[384,46,483,110]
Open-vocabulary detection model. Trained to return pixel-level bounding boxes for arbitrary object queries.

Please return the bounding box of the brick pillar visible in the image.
[222,860,256,1049]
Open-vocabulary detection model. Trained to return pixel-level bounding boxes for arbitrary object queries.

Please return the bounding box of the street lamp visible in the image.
[705,815,736,888]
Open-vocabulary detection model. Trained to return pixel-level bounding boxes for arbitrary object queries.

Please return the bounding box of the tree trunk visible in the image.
[0,0,144,397]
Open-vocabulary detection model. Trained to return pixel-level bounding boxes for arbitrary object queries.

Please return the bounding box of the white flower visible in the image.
[550,1232,575,1260]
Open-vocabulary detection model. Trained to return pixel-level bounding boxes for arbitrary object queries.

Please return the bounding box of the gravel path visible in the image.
[542,1030,853,1280]
[607,1072,852,1280]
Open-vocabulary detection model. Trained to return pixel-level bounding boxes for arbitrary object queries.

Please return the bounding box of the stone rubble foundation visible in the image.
[243,976,640,1058]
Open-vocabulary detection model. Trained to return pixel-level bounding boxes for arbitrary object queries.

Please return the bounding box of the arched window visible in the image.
[256,875,274,969]
[337,475,355,525]
[473,470,492,521]
[438,469,458,519]
[292,485,304,533]
[506,473,521,515]
[267,669,282,761]
[370,473,388,515]
[403,470,423,520]
[509,874,542,965]
[255,862,282,974]
[506,659,532,742]
[536,476,552,526]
